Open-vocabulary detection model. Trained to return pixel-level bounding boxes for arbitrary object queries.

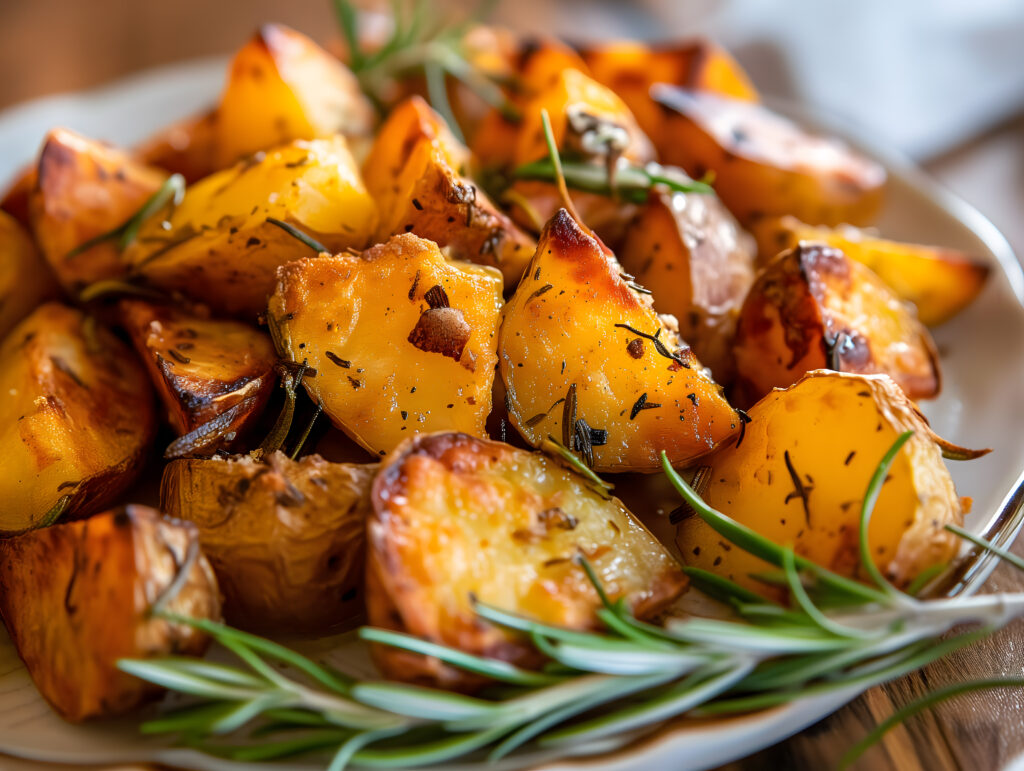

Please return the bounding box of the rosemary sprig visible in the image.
[266,218,329,254]
[514,158,714,204]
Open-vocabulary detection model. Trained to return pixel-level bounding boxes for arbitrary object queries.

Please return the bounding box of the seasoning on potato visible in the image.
[0,303,155,533]
[0,505,219,721]
[367,432,687,688]
[269,232,503,457]
[676,370,965,595]
[733,243,940,404]
[500,208,739,472]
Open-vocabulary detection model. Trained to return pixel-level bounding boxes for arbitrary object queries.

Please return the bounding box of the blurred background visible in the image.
[1,0,1022,250]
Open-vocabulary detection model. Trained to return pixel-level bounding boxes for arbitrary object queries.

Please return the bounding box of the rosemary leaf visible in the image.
[266,218,329,253]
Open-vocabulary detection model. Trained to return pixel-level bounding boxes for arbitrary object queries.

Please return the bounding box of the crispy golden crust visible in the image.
[367,432,687,688]
[0,505,220,721]
[161,452,375,633]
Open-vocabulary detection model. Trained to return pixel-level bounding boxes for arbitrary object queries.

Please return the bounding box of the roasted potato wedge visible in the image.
[361,94,468,178]
[367,432,687,687]
[269,233,503,457]
[364,97,536,287]
[124,136,378,319]
[0,211,60,341]
[751,216,990,326]
[619,191,756,384]
[29,128,168,293]
[501,209,739,472]
[582,38,758,150]
[733,243,940,404]
[161,452,374,633]
[119,300,277,454]
[676,371,964,594]
[650,88,886,227]
[0,303,155,533]
[0,166,34,228]
[0,505,219,721]
[135,109,220,184]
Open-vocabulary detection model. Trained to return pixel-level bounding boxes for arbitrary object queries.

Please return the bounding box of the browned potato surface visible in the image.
[0,303,155,533]
[367,432,687,687]
[733,243,940,404]
[501,209,739,472]
[119,300,277,454]
[0,166,34,228]
[677,371,964,595]
[651,88,886,227]
[161,452,374,633]
[0,211,60,341]
[0,505,219,721]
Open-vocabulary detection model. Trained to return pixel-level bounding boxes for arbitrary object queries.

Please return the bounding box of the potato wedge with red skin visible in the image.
[367,432,687,688]
[0,303,155,533]
[0,211,60,341]
[733,243,940,404]
[119,300,277,454]
[29,128,168,294]
[677,371,964,597]
[269,233,503,457]
[500,209,739,472]
[619,191,756,385]
[650,87,886,227]
[0,505,219,721]
[161,452,374,634]
[750,216,990,327]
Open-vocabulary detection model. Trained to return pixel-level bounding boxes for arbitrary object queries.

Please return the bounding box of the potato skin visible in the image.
[619,191,756,385]
[751,216,990,327]
[733,243,940,404]
[29,128,168,294]
[0,211,60,341]
[161,452,374,634]
[269,233,503,457]
[367,432,687,688]
[124,137,378,319]
[500,209,739,472]
[651,88,886,227]
[676,371,963,595]
[0,303,155,533]
[119,300,277,452]
[0,505,220,721]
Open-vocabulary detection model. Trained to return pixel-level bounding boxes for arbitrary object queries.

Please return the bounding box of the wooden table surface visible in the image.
[1,1,1023,769]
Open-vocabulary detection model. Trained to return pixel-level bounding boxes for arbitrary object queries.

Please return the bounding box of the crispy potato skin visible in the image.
[500,209,739,472]
[0,303,155,532]
[651,89,886,227]
[29,128,168,294]
[0,505,220,721]
[751,216,990,327]
[677,371,963,594]
[367,432,687,687]
[733,244,940,404]
[124,137,378,319]
[119,301,277,449]
[363,97,536,287]
[269,234,503,457]
[161,452,374,633]
[619,191,756,384]
[0,212,60,341]
[582,39,758,151]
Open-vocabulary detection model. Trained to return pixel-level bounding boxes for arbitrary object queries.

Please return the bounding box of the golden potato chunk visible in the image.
[501,209,739,472]
[119,300,277,454]
[0,166,34,228]
[619,191,756,384]
[0,211,59,340]
[124,137,378,319]
[0,303,155,533]
[161,452,374,633]
[0,505,219,721]
[677,371,964,594]
[733,243,940,404]
[651,88,886,227]
[29,128,168,293]
[135,109,219,184]
[751,216,990,326]
[363,97,536,287]
[269,233,503,457]
[367,432,687,687]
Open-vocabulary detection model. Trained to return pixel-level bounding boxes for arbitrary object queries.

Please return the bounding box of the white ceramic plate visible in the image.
[0,61,1022,771]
